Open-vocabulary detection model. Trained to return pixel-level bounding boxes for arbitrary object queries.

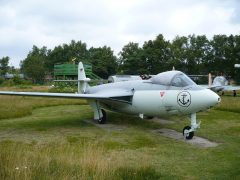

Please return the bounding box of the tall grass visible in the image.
[215,96,240,113]
[0,141,159,180]
[0,85,49,92]
[0,86,87,120]
[0,96,87,120]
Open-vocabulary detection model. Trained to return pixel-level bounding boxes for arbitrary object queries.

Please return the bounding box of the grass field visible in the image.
[0,86,239,179]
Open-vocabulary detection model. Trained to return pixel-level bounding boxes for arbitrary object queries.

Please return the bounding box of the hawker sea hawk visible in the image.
[0,62,221,139]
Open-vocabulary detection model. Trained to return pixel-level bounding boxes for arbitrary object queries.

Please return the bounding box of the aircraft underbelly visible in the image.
[132,91,169,116]
[100,100,136,114]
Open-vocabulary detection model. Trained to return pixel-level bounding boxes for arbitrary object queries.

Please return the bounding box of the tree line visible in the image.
[1,34,240,83]
[20,41,118,83]
[119,34,240,77]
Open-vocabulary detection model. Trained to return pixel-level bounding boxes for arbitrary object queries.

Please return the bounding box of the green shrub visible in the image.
[0,77,4,85]
[12,75,23,85]
[2,79,14,86]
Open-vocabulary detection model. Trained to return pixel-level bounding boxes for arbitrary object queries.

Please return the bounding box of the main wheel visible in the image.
[183,126,194,140]
[98,109,106,124]
[145,116,154,119]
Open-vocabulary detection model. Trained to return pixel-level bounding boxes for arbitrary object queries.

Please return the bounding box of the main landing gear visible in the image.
[98,109,106,124]
[89,101,107,124]
[182,113,200,140]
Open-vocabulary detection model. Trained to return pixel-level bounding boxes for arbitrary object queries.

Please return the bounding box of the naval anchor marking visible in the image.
[177,91,191,107]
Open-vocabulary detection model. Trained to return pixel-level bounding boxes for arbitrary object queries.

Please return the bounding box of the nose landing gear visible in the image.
[183,113,200,140]
[183,126,194,139]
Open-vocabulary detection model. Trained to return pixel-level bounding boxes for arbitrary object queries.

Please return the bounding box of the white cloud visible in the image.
[0,0,239,67]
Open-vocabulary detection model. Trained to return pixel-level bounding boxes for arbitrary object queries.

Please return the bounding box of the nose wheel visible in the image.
[182,113,200,140]
[183,126,194,139]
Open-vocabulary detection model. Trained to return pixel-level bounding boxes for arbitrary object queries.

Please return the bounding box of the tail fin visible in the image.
[78,62,90,93]
[78,62,87,80]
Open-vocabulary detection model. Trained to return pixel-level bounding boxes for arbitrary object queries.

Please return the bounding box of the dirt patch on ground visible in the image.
[85,120,127,131]
[153,128,218,148]
[149,117,175,124]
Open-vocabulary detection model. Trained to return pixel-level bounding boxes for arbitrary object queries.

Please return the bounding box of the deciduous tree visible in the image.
[0,56,10,76]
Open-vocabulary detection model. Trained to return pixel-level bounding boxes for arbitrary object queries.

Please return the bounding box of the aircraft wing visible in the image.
[200,85,240,92]
[221,85,240,91]
[200,85,210,89]
[200,85,221,89]
[0,89,133,103]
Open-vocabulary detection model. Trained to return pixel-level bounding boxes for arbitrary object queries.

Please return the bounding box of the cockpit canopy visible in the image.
[213,76,228,86]
[151,71,196,87]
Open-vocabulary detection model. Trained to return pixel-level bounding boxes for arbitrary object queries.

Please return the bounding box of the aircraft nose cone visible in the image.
[209,90,221,106]
[177,89,220,113]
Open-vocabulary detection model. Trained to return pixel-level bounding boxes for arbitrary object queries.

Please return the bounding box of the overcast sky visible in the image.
[0,0,240,67]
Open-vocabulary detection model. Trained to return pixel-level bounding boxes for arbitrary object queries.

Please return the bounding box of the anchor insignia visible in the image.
[177,91,191,107]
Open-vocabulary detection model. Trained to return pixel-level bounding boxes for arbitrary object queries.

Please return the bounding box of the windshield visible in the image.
[171,74,196,87]
[151,71,179,85]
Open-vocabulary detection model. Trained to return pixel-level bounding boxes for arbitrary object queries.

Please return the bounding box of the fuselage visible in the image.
[87,71,220,117]
[211,76,228,92]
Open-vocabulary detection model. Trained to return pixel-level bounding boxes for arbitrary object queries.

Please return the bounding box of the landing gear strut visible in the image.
[89,100,107,124]
[183,113,200,140]
[98,109,106,124]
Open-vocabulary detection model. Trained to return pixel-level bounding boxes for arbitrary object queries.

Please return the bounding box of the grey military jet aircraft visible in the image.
[0,62,221,139]
[209,75,240,94]
[189,73,240,96]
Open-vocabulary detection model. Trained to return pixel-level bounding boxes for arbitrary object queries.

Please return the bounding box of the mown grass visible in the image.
[0,86,239,179]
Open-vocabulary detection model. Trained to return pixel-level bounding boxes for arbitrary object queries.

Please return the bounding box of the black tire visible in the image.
[98,109,106,124]
[145,116,154,119]
[183,126,194,140]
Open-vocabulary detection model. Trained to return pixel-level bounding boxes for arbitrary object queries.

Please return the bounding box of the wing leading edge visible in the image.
[200,85,240,92]
[0,90,133,104]
[221,85,240,91]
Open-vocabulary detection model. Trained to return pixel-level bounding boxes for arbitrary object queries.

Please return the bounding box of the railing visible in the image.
[54,63,101,80]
